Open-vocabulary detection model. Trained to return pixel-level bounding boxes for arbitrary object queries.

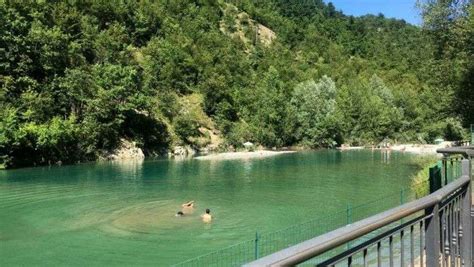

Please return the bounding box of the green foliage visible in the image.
[290,76,339,147]
[0,0,471,168]
[335,76,404,144]
[418,0,474,127]
[174,115,201,144]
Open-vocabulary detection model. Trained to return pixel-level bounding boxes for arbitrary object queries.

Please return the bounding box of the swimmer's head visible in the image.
[176,211,184,216]
[205,208,210,214]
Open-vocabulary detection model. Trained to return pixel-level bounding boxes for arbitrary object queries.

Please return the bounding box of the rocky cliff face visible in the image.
[219,3,276,51]
[98,139,145,161]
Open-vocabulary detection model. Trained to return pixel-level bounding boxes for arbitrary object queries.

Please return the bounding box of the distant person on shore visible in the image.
[201,208,212,223]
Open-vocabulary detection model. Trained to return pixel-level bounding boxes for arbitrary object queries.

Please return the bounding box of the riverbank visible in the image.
[338,142,453,155]
[389,142,452,155]
[194,150,296,160]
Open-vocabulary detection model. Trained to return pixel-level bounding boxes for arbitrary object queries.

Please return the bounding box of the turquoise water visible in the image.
[0,150,418,266]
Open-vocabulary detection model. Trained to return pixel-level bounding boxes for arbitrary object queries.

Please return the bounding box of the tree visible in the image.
[290,76,339,147]
[418,0,474,126]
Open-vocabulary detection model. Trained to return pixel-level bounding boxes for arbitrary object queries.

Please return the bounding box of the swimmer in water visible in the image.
[173,201,194,217]
[201,208,212,223]
[182,200,194,208]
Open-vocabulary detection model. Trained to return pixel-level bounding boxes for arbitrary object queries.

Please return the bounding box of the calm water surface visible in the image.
[0,150,418,266]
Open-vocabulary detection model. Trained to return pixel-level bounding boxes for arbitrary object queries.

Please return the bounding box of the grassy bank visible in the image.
[410,155,439,198]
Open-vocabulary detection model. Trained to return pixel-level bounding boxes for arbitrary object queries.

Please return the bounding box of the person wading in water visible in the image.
[201,208,212,223]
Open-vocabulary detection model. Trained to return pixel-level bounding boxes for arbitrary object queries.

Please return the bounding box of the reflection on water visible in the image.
[381,149,391,164]
[108,159,144,179]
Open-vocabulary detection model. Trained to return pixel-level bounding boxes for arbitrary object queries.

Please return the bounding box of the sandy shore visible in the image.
[194,142,453,161]
[337,141,454,155]
[194,150,296,161]
[389,142,453,155]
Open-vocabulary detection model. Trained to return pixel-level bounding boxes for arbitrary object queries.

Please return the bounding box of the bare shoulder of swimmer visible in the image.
[201,208,212,222]
[182,200,195,207]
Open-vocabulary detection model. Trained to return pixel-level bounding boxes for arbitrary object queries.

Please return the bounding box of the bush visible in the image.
[173,115,201,144]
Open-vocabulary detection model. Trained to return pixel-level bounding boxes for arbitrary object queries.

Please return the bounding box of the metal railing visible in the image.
[245,147,473,267]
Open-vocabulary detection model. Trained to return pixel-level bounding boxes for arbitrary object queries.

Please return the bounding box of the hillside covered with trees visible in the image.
[1,0,472,168]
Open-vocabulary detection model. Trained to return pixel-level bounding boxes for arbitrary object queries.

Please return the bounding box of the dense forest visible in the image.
[0,0,472,168]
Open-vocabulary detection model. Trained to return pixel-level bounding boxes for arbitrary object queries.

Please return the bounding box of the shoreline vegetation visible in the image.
[409,155,440,198]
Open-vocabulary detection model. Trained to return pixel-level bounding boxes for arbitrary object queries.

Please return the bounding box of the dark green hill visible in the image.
[0,0,471,168]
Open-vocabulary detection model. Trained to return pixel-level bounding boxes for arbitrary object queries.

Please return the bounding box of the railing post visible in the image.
[346,204,352,225]
[400,189,405,224]
[425,203,441,267]
[429,164,442,193]
[400,188,404,204]
[254,232,259,260]
[460,159,472,266]
[443,155,448,186]
[346,204,352,249]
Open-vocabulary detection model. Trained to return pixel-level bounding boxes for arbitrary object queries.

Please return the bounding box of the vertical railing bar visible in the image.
[448,202,454,266]
[461,158,471,266]
[254,232,259,260]
[377,241,382,267]
[449,201,455,267]
[347,204,352,250]
[389,235,394,267]
[410,224,415,267]
[401,229,405,267]
[457,193,463,266]
[425,203,440,267]
[442,206,448,267]
[450,158,453,183]
[363,248,368,267]
[453,196,459,266]
[446,205,450,267]
[458,193,462,267]
[455,198,459,254]
[420,220,424,267]
[456,195,460,267]
[348,255,352,267]
[457,194,462,267]
[443,157,448,186]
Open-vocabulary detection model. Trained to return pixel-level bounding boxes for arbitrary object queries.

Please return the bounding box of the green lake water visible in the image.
[0,150,419,266]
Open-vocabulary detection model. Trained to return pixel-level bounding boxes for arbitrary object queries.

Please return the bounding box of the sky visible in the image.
[323,0,421,25]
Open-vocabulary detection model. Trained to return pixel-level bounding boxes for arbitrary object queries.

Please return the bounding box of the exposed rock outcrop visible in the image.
[219,3,276,51]
[170,146,196,157]
[99,139,145,161]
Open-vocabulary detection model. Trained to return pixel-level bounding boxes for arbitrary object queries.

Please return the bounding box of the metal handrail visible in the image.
[437,146,474,158]
[244,159,471,266]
